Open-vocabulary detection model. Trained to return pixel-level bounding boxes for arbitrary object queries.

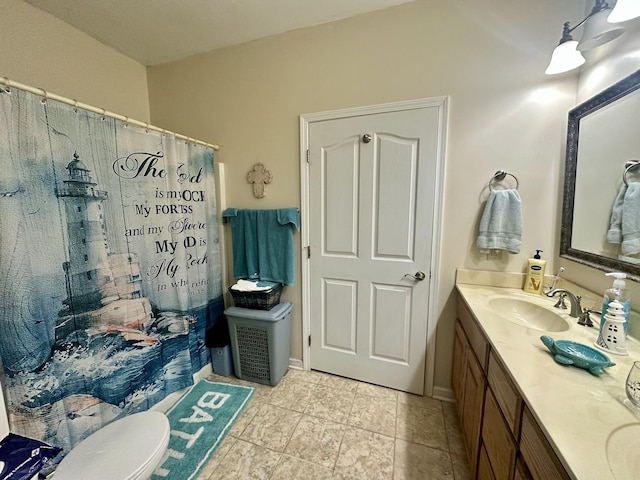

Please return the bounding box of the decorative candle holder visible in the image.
[625,361,640,410]
[595,299,628,356]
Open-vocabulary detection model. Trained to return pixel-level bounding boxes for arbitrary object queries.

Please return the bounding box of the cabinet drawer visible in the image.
[458,297,489,371]
[488,350,523,436]
[482,388,517,480]
[520,408,570,480]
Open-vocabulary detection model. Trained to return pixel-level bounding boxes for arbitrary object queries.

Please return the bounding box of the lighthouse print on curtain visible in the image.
[0,86,223,457]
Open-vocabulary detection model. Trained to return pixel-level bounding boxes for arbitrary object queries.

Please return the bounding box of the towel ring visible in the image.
[623,160,640,186]
[488,170,519,191]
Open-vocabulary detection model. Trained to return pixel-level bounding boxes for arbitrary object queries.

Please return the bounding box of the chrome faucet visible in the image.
[546,288,595,327]
[546,289,582,318]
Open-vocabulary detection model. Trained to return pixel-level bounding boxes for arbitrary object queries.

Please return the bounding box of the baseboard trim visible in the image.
[432,386,454,403]
[289,358,303,370]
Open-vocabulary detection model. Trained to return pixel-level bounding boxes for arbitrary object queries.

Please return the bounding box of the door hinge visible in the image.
[308,335,311,346]
[306,245,311,259]
[306,149,310,163]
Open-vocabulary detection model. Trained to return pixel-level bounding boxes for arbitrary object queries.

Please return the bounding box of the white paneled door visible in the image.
[305,101,444,395]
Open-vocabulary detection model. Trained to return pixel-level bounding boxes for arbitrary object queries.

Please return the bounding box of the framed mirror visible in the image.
[561,69,640,281]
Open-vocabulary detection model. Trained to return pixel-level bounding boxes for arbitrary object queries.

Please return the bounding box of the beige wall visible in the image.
[147,0,585,396]
[0,0,150,121]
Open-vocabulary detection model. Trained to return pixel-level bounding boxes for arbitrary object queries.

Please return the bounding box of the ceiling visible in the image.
[25,0,415,66]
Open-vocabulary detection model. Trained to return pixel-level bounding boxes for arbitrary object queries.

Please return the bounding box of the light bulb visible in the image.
[608,0,640,23]
[545,40,586,75]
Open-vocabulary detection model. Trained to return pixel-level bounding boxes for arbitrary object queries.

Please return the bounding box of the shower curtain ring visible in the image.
[39,88,47,104]
[124,116,130,127]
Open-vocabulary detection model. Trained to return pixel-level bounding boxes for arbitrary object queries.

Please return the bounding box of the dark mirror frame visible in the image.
[561,68,640,282]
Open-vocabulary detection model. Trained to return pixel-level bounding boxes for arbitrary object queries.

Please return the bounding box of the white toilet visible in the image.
[53,410,170,480]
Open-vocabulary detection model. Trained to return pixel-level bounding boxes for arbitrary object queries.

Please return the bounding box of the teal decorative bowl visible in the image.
[540,336,616,376]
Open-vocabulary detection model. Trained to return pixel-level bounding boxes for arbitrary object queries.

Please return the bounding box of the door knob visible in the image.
[362,134,372,143]
[404,271,426,281]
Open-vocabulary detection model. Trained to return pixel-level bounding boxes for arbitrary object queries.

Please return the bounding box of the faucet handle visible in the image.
[577,306,595,328]
[553,293,568,310]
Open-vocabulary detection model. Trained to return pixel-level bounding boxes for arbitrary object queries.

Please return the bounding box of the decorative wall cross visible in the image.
[247,162,272,199]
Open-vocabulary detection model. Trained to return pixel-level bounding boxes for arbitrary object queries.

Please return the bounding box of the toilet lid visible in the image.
[54,410,170,480]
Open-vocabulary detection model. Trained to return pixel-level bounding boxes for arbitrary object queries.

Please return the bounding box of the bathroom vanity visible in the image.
[454,269,640,480]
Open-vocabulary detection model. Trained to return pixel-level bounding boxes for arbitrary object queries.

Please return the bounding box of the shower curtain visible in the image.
[0,86,224,456]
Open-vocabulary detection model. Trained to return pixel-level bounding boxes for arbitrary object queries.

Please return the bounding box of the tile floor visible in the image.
[197,368,471,480]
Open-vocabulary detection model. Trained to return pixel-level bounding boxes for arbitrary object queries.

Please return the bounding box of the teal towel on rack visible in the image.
[222,208,299,285]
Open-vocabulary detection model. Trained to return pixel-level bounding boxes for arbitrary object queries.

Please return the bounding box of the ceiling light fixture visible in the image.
[546,0,627,75]
[545,23,586,75]
[608,0,640,23]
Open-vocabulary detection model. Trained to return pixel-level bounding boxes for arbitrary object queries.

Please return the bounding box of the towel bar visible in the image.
[623,160,640,186]
[488,170,519,191]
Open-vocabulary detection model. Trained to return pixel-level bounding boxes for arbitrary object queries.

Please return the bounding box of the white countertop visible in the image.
[456,270,640,480]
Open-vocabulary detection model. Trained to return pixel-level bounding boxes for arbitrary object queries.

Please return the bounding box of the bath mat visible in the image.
[152,379,254,480]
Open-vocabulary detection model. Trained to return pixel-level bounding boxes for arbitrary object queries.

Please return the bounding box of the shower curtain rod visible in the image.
[0,76,220,150]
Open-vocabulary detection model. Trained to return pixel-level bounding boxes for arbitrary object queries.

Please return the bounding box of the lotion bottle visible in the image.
[600,272,631,336]
[524,250,546,295]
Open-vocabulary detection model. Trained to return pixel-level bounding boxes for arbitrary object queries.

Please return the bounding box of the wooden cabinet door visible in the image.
[520,408,570,480]
[452,320,467,419]
[477,445,496,480]
[482,388,517,480]
[462,345,486,474]
[514,458,533,480]
[458,298,488,369]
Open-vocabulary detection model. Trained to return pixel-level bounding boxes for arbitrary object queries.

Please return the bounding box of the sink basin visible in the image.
[606,423,640,479]
[488,298,570,332]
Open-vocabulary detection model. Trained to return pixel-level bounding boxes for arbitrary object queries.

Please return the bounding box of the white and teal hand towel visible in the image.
[607,185,626,244]
[476,189,522,254]
[622,183,640,255]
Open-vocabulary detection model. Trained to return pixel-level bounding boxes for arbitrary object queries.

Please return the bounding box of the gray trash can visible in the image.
[210,345,234,376]
[224,301,292,386]
[206,316,233,376]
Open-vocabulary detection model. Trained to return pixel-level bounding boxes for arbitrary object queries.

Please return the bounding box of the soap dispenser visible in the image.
[523,250,546,295]
[595,299,628,356]
[600,272,631,336]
